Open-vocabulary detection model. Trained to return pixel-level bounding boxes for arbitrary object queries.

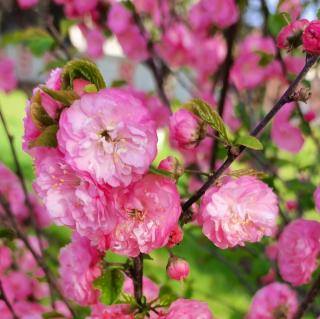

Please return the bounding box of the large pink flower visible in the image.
[278,219,320,286]
[58,88,157,187]
[199,176,279,249]
[0,163,27,221]
[247,283,298,319]
[0,56,17,93]
[303,20,320,55]
[108,174,181,257]
[164,298,214,319]
[34,148,117,242]
[59,233,102,305]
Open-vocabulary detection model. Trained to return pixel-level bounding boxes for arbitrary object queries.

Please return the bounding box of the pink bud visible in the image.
[159,156,184,180]
[167,256,190,281]
[167,225,184,248]
[73,79,91,96]
[286,200,298,212]
[260,268,276,285]
[304,111,316,123]
[265,243,278,261]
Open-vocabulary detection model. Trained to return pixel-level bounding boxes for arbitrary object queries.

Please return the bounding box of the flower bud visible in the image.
[158,156,184,180]
[167,256,190,281]
[73,78,92,96]
[304,111,316,123]
[277,19,309,51]
[169,109,207,150]
[285,200,298,212]
[303,20,320,55]
[167,225,184,248]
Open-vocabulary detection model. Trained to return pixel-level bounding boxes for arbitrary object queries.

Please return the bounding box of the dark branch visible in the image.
[132,254,144,305]
[0,280,19,319]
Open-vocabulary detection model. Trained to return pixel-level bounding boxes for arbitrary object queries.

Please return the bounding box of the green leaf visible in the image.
[143,253,153,261]
[255,50,274,67]
[158,294,176,307]
[93,268,124,305]
[267,13,287,37]
[0,28,55,56]
[236,135,263,150]
[0,227,15,240]
[317,8,320,20]
[111,79,128,88]
[42,311,65,319]
[84,84,98,93]
[62,59,106,91]
[29,124,58,149]
[41,87,79,106]
[30,101,55,130]
[185,98,230,144]
[43,59,67,73]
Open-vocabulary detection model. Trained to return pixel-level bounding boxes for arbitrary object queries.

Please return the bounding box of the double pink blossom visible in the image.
[303,20,320,55]
[199,176,278,249]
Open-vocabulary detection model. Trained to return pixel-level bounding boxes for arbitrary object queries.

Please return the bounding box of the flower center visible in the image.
[100,130,112,142]
[127,209,145,222]
[272,304,288,319]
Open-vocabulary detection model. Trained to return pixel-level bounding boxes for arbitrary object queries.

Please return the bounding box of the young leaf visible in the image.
[267,13,287,37]
[185,99,230,144]
[62,59,106,91]
[317,8,320,20]
[84,84,98,93]
[42,311,66,319]
[41,87,79,106]
[235,135,263,150]
[30,101,55,129]
[93,268,124,305]
[0,227,15,240]
[29,124,58,149]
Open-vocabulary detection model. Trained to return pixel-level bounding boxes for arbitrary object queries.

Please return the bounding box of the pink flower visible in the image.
[54,0,98,18]
[45,67,62,91]
[304,110,316,122]
[278,219,320,286]
[0,163,27,221]
[265,243,278,261]
[123,276,159,301]
[87,304,133,319]
[167,224,184,248]
[247,283,298,319]
[57,88,157,188]
[17,0,38,9]
[279,0,302,20]
[34,148,118,243]
[0,246,12,274]
[73,78,91,97]
[0,56,17,93]
[169,109,207,150]
[199,176,279,249]
[164,298,214,319]
[108,174,181,257]
[285,200,298,212]
[59,233,102,305]
[303,20,320,55]
[83,28,105,59]
[271,103,304,153]
[314,186,320,212]
[157,23,194,67]
[260,268,276,285]
[158,156,184,179]
[277,19,309,50]
[107,3,132,34]
[167,256,190,281]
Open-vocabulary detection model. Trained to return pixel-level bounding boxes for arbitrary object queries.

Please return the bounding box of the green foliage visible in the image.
[29,124,58,149]
[42,311,66,318]
[93,268,125,305]
[59,19,77,38]
[41,87,79,106]
[267,13,288,37]
[235,135,263,150]
[317,8,320,20]
[30,100,55,130]
[0,28,55,56]
[185,99,231,145]
[111,79,128,88]
[256,50,274,67]
[0,227,15,240]
[84,84,98,93]
[62,59,106,91]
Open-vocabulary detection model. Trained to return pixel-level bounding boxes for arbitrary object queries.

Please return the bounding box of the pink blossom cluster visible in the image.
[0,237,71,319]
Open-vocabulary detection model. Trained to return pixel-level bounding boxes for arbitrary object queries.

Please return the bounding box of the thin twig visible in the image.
[132,254,144,305]
[0,280,19,319]
[0,194,76,317]
[181,54,318,217]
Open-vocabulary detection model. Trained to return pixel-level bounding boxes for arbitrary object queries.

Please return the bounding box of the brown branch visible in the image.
[0,194,76,317]
[181,54,318,216]
[294,272,320,319]
[132,254,144,305]
[0,280,19,319]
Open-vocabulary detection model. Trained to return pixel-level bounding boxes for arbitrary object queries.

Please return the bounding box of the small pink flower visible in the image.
[169,109,207,150]
[304,110,316,122]
[285,200,298,212]
[278,219,320,286]
[277,19,309,50]
[158,156,184,179]
[123,276,159,301]
[265,243,278,261]
[0,163,28,221]
[107,3,132,34]
[279,0,302,20]
[314,186,320,212]
[82,27,105,59]
[45,67,62,91]
[17,0,38,9]
[167,256,190,281]
[57,88,157,187]
[247,282,298,319]
[59,233,102,305]
[167,224,184,248]
[108,174,181,257]
[0,56,17,93]
[303,20,320,55]
[199,176,279,249]
[165,298,214,319]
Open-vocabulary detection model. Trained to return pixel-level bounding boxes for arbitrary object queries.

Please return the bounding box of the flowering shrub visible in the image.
[1,1,320,318]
